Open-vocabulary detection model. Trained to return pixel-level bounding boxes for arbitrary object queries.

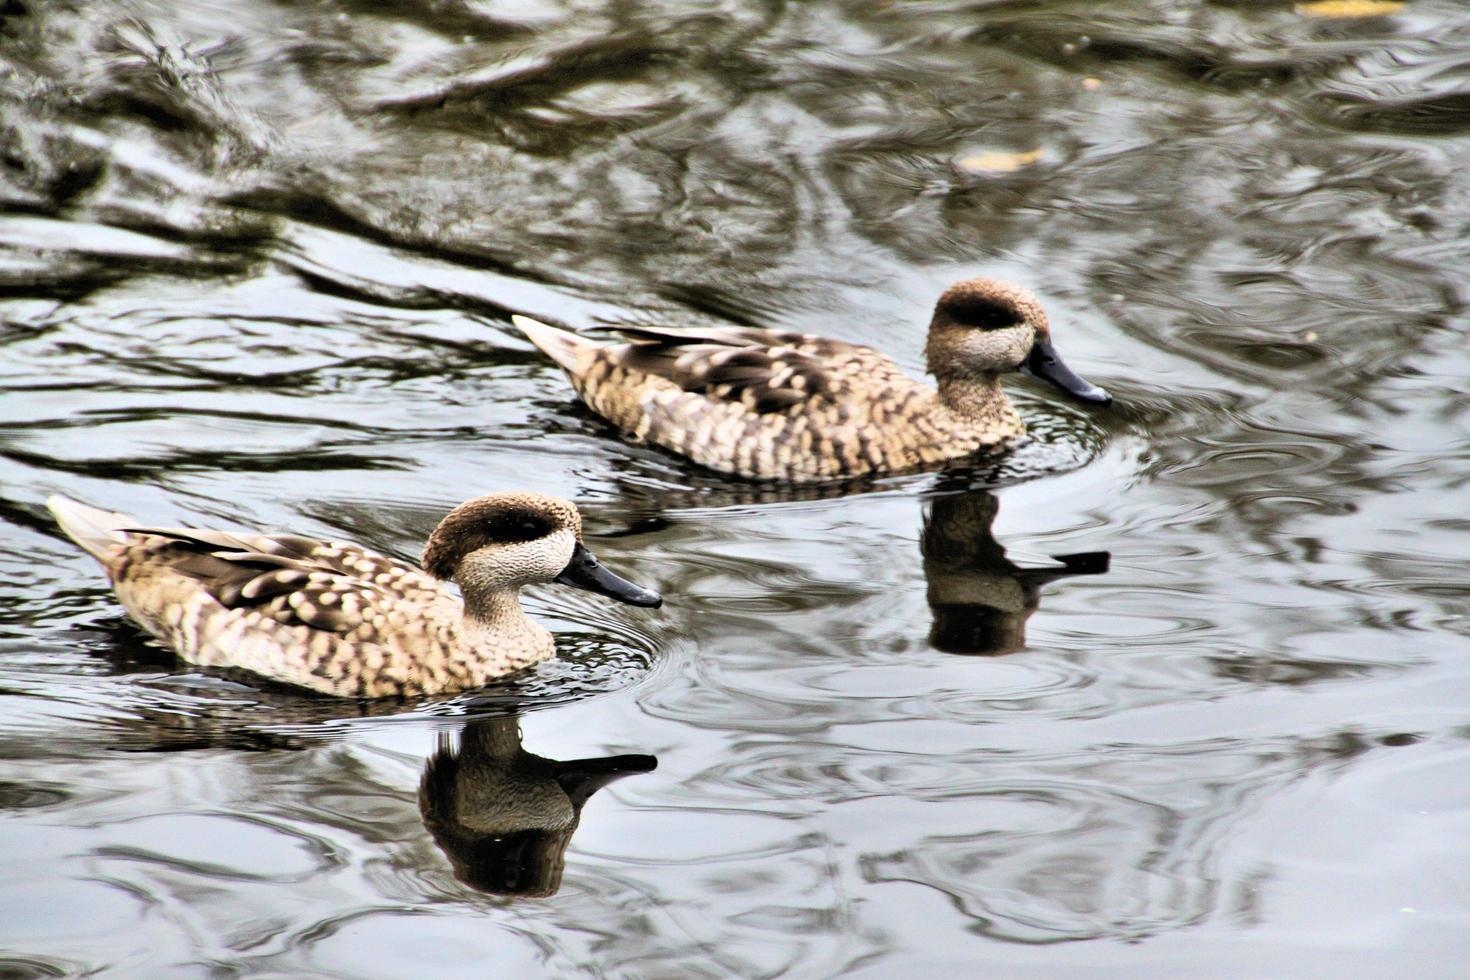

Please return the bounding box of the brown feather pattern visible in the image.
[615,340,837,414]
[513,278,1070,480]
[123,527,404,635]
[49,492,618,698]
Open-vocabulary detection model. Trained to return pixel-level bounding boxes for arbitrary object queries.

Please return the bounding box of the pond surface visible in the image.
[4,0,1470,974]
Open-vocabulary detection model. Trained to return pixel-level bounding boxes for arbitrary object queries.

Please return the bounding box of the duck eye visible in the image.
[949,298,1018,330]
[487,512,551,543]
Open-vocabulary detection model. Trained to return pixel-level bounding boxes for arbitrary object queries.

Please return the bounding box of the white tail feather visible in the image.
[47,494,135,560]
[510,314,590,373]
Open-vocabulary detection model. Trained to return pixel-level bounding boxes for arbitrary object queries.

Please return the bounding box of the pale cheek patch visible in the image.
[462,529,576,589]
[957,326,1033,369]
[530,529,577,581]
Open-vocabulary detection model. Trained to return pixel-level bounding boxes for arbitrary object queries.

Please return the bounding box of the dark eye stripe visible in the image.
[485,511,554,544]
[948,298,1019,330]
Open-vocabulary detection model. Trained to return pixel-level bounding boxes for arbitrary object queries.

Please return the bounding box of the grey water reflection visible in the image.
[419,715,655,897]
[5,0,1470,973]
[922,488,1109,655]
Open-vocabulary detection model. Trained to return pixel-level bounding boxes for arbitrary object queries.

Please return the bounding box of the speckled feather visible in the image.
[512,278,1050,481]
[48,493,591,698]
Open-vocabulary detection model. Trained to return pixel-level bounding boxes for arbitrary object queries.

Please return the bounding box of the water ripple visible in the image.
[6,0,1470,971]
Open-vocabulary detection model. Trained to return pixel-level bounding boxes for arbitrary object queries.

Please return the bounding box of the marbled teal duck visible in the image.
[512,277,1110,482]
[48,492,661,697]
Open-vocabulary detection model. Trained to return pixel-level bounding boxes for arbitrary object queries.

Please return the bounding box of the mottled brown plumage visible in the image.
[512,277,1110,482]
[48,492,660,698]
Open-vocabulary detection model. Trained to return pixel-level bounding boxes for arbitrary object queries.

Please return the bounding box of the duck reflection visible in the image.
[923,490,1109,655]
[418,715,656,897]
[602,472,1109,656]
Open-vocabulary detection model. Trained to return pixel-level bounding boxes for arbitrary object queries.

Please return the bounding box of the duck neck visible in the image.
[936,373,1014,425]
[459,581,535,636]
[454,578,556,677]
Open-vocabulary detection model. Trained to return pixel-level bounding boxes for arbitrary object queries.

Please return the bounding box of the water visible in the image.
[3,0,1470,974]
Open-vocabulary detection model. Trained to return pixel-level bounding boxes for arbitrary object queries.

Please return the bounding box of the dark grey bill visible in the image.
[1020,338,1112,405]
[554,542,663,607]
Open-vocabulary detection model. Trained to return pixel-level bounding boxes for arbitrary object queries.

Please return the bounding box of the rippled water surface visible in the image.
[4,0,1470,974]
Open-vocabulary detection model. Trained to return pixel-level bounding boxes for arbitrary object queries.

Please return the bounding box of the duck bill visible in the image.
[1020,338,1112,405]
[554,542,662,608]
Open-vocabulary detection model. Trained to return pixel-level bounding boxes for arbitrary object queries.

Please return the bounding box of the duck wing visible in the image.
[606,323,796,348]
[122,526,439,634]
[605,324,903,415]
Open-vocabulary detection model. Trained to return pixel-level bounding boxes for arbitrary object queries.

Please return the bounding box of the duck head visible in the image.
[422,492,661,607]
[924,277,1111,405]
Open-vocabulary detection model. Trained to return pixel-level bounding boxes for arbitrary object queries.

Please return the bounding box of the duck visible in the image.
[47,492,661,698]
[511,277,1111,482]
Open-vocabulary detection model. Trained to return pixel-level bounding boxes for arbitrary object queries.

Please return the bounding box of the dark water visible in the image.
[3,0,1470,974]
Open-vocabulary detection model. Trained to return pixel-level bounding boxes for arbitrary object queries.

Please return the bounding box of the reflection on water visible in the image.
[419,715,655,897]
[922,488,1109,655]
[5,0,1470,972]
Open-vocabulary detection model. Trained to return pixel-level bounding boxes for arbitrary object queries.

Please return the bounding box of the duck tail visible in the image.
[510,314,592,373]
[47,494,134,560]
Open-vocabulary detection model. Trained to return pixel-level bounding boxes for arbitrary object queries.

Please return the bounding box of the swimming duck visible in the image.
[512,277,1110,482]
[47,492,661,698]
